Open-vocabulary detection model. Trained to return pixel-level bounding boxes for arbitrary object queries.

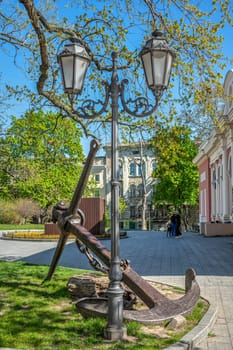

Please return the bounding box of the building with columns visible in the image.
[193,69,233,235]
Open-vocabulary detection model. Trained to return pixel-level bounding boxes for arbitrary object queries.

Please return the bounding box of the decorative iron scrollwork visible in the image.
[120,79,161,117]
[69,81,110,119]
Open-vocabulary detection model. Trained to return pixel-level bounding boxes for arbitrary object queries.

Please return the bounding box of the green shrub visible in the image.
[0,198,41,224]
[0,200,21,224]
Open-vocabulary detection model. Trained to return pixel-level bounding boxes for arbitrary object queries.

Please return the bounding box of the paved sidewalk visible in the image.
[0,230,233,349]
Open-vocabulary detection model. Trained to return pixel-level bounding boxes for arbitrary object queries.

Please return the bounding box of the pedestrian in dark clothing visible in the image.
[170,214,176,237]
[175,213,182,237]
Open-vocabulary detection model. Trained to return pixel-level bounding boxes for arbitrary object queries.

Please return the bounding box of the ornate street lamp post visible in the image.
[58,29,175,341]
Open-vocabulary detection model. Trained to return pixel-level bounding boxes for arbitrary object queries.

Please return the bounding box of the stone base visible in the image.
[67,274,109,300]
[104,324,127,341]
[201,223,233,236]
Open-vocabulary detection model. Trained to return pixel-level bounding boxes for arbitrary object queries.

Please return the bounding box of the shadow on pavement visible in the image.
[15,231,233,277]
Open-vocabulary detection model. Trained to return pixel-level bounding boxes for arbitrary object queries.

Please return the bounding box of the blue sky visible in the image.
[0,1,232,154]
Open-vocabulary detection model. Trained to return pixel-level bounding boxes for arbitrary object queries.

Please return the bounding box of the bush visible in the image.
[0,198,41,224]
[0,200,21,224]
[14,198,40,224]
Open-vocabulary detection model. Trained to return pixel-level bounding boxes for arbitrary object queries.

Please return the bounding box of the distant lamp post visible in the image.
[58,29,175,341]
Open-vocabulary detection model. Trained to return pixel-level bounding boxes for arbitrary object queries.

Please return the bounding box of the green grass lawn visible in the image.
[0,261,208,350]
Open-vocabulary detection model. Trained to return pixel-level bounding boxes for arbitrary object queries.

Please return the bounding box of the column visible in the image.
[222,140,229,221]
[230,130,233,218]
[210,165,216,221]
[216,163,221,219]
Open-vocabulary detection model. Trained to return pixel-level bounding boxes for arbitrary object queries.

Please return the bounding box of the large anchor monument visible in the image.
[44,30,200,341]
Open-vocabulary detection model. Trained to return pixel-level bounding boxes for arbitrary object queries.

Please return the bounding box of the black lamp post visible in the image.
[58,29,175,341]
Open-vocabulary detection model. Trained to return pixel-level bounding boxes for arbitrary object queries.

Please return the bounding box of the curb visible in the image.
[165,303,217,349]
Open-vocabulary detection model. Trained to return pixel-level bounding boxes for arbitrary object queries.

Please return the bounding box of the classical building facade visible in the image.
[193,70,233,235]
[91,142,169,230]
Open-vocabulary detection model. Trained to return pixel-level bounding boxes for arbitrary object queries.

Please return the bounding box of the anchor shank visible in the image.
[66,221,111,266]
[69,139,100,216]
[45,139,100,281]
[122,267,168,308]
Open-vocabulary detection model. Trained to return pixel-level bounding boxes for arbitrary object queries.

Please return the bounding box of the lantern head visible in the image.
[58,42,91,94]
[140,30,176,96]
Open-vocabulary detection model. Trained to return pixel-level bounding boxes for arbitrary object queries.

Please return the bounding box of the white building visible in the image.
[91,142,169,230]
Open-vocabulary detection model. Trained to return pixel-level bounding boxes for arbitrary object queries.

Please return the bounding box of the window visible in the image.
[119,161,123,179]
[228,157,232,178]
[130,206,136,218]
[129,161,145,177]
[138,184,144,196]
[119,184,123,197]
[152,161,156,172]
[217,166,221,184]
[212,169,216,189]
[129,163,136,176]
[129,184,136,197]
[137,162,145,177]
[138,206,142,217]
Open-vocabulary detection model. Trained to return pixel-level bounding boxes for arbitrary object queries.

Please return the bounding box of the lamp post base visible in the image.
[104,325,127,342]
[104,282,127,341]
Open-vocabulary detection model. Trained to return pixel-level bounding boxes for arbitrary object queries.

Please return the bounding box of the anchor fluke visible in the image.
[75,268,200,324]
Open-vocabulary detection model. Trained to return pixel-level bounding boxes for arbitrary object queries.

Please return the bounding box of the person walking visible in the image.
[170,213,177,237]
[175,213,182,237]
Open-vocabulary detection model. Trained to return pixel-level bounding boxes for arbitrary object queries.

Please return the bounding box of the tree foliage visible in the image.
[0,0,232,139]
[0,110,85,210]
[150,124,199,209]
